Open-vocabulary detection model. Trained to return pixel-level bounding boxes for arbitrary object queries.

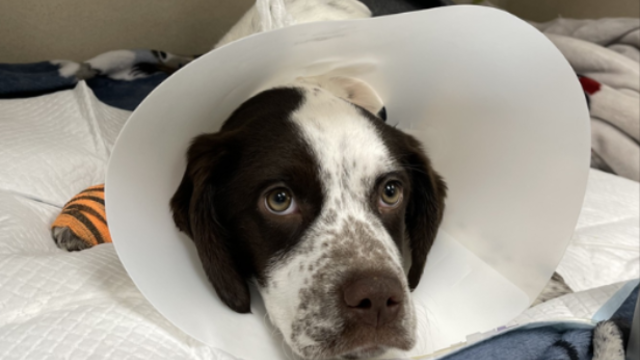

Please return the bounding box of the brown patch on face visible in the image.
[169,87,326,312]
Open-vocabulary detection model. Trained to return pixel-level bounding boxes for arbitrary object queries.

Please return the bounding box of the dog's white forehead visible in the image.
[257,86,413,359]
[288,85,403,263]
[291,85,398,196]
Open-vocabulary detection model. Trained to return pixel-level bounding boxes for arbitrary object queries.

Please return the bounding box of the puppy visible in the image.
[170,78,447,359]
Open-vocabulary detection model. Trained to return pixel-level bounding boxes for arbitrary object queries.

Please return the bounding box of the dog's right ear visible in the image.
[400,134,447,291]
[170,132,251,314]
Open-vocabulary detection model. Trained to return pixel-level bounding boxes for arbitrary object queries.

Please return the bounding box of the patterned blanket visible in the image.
[439,283,638,360]
[0,49,194,111]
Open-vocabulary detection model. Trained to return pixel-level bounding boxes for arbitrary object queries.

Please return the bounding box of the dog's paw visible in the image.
[52,227,92,252]
[593,321,626,360]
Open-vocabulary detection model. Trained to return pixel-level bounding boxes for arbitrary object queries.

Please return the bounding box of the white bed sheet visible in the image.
[0,83,637,359]
[558,169,639,291]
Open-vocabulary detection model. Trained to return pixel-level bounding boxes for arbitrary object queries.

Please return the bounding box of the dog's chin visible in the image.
[292,329,415,360]
[340,346,387,359]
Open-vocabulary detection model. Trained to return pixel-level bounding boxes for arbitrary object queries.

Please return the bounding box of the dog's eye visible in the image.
[265,188,296,214]
[380,181,402,207]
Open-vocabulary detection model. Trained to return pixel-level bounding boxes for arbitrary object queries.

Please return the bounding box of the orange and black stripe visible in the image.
[51,184,111,246]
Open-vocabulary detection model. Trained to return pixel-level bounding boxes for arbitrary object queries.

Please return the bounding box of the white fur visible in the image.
[257,85,415,359]
[593,321,626,360]
[214,0,371,48]
[297,75,385,117]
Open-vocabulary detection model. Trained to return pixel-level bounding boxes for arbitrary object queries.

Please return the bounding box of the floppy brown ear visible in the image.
[170,133,251,313]
[401,135,447,290]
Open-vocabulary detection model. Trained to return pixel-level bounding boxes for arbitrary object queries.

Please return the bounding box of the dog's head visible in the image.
[170,80,446,359]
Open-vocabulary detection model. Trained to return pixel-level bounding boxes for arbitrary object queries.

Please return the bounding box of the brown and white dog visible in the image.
[49,1,572,358]
[169,78,447,359]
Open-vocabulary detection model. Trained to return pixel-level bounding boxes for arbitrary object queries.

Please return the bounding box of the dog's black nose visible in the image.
[343,275,403,328]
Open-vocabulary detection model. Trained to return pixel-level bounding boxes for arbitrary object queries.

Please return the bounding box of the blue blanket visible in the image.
[440,283,637,360]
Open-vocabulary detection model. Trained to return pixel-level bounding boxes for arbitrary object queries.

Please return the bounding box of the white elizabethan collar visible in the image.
[106,6,590,360]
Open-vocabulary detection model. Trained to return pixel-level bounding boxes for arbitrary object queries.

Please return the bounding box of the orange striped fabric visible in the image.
[51,184,111,246]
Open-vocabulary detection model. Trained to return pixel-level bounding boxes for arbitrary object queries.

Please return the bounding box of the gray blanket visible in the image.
[531,18,640,182]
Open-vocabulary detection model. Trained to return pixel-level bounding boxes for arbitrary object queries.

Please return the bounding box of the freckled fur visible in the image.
[259,86,422,359]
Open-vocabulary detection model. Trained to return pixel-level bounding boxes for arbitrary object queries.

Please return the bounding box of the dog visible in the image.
[213,0,435,49]
[169,77,447,359]
[50,1,572,357]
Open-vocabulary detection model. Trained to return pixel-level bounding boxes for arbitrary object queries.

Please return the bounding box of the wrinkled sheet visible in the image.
[533,18,640,182]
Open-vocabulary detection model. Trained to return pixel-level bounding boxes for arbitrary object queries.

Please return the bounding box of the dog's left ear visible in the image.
[400,134,447,290]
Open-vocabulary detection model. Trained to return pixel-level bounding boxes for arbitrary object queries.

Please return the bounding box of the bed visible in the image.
[0,4,638,360]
